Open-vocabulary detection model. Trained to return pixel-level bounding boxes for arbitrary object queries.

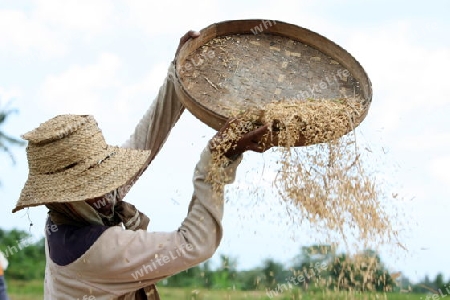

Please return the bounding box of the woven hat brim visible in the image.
[12,146,151,213]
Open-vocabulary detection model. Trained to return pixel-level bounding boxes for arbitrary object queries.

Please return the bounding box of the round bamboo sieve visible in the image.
[173,19,372,146]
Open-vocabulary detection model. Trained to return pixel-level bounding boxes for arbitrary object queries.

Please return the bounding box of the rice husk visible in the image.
[207,97,395,244]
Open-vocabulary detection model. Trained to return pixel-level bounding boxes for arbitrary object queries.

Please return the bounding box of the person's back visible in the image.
[0,251,9,300]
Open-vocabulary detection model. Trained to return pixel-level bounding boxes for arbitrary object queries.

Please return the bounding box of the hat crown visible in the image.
[24,115,108,175]
[22,115,92,144]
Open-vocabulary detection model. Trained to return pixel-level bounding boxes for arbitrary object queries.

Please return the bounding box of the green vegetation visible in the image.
[0,229,446,299]
[7,280,43,298]
[6,286,429,300]
[5,280,427,300]
[0,229,46,280]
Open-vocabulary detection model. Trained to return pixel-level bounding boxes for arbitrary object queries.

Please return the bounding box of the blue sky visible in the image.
[0,0,449,283]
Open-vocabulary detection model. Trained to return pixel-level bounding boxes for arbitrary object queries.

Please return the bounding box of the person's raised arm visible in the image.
[122,30,201,162]
[115,31,200,200]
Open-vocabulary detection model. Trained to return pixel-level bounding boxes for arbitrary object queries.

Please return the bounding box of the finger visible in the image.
[188,30,201,37]
[218,118,241,134]
[245,124,270,140]
[180,30,200,44]
[246,143,266,153]
[179,33,191,45]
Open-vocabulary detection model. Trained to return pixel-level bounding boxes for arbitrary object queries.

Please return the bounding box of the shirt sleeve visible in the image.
[72,148,242,295]
[116,62,185,200]
[122,62,184,158]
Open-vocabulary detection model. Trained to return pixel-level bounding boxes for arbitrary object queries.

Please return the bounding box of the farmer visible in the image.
[0,250,9,300]
[12,31,271,299]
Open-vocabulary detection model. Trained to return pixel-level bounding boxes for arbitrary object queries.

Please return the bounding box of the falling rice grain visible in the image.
[207,97,395,244]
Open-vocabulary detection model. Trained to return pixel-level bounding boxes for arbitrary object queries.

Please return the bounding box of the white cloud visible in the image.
[347,23,450,132]
[125,0,220,36]
[0,9,67,57]
[397,133,450,152]
[429,156,450,186]
[39,53,122,115]
[0,86,22,105]
[115,62,169,116]
[37,54,176,145]
[33,0,115,35]
[124,0,339,40]
[0,0,116,58]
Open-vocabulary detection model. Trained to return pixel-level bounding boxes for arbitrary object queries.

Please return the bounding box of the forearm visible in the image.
[179,147,242,252]
[159,147,242,267]
[117,63,184,199]
[122,62,184,159]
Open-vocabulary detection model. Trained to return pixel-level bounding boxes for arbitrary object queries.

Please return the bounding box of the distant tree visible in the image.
[412,275,439,294]
[292,245,334,269]
[327,249,396,292]
[164,255,241,289]
[262,258,284,288]
[212,254,238,289]
[164,264,203,287]
[291,244,333,289]
[435,273,445,291]
[395,274,412,293]
[238,269,264,291]
[200,260,214,288]
[0,105,25,165]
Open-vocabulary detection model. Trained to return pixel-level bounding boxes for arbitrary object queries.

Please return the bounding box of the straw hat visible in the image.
[12,115,151,213]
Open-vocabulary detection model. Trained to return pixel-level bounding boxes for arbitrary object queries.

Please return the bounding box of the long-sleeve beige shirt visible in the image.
[43,63,242,299]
